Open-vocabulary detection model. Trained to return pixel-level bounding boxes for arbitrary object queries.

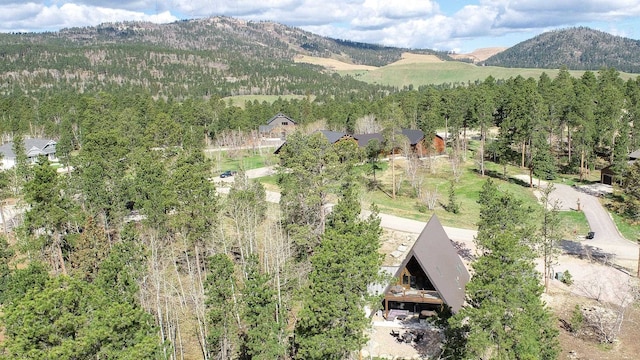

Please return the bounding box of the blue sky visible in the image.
[2,1,640,53]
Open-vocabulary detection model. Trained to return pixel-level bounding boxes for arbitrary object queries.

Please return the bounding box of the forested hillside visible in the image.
[0,17,452,100]
[483,27,640,73]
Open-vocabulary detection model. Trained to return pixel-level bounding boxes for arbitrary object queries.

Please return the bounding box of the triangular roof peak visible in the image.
[266,112,297,125]
[393,214,470,312]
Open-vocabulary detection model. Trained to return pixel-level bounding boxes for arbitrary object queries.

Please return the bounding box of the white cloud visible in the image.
[0,3,177,32]
[1,1,640,51]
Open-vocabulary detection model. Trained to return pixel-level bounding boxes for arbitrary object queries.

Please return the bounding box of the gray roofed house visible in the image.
[0,138,57,170]
[353,133,384,148]
[259,113,297,139]
[630,149,640,160]
[383,214,470,317]
[400,129,425,146]
[318,130,353,144]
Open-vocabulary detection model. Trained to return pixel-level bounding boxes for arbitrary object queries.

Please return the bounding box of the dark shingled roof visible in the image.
[353,133,384,148]
[319,130,350,144]
[390,214,470,313]
[400,129,425,146]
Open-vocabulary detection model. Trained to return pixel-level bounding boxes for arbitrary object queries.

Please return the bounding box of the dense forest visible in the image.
[483,27,640,73]
[1,17,640,360]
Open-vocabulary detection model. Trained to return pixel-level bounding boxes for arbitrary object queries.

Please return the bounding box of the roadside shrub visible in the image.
[416,202,428,213]
[561,270,573,286]
[570,304,584,334]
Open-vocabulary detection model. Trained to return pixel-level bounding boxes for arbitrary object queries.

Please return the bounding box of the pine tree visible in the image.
[277,132,342,259]
[240,255,286,360]
[447,179,559,359]
[538,183,562,291]
[205,253,238,359]
[624,161,640,222]
[1,276,161,358]
[294,181,382,360]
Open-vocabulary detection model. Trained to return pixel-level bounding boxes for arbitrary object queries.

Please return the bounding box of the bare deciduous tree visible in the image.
[355,114,382,134]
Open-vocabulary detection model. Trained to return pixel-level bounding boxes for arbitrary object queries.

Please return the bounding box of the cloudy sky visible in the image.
[2,1,640,53]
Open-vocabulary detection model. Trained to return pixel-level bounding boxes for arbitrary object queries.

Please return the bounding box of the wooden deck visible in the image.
[383,289,443,318]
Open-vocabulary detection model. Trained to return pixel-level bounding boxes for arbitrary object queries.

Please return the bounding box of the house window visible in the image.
[282,121,289,126]
[402,275,416,287]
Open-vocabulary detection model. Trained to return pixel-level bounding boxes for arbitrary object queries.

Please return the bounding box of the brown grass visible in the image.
[293,55,378,71]
[449,47,508,63]
[385,52,444,66]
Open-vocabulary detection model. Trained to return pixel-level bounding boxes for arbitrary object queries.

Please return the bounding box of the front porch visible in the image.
[383,287,443,319]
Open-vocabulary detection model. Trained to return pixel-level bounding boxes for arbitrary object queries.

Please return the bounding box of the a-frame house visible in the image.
[383,214,470,318]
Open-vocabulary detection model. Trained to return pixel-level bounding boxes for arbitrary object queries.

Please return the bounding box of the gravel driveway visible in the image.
[513,175,638,264]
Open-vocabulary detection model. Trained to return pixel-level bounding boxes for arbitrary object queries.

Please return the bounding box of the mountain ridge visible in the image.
[482,27,640,72]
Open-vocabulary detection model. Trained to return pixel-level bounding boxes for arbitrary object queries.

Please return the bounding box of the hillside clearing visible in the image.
[293,54,378,70]
[449,47,508,63]
[385,52,444,66]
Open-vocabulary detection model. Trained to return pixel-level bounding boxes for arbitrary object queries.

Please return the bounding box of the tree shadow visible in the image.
[471,168,530,188]
[559,239,617,265]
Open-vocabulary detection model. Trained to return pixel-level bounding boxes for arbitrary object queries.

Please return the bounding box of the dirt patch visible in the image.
[365,316,445,359]
[449,47,508,63]
[293,55,378,71]
[549,283,640,360]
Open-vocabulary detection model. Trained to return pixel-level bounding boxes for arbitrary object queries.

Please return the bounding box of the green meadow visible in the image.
[340,62,638,88]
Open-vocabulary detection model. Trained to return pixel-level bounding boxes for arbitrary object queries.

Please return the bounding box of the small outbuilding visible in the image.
[600,149,639,185]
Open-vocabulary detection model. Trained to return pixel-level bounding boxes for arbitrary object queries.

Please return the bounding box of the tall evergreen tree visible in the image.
[538,183,562,291]
[277,132,342,259]
[294,181,382,360]
[447,179,559,359]
[240,255,286,360]
[205,253,238,359]
[1,276,161,359]
[22,157,74,275]
[623,161,640,222]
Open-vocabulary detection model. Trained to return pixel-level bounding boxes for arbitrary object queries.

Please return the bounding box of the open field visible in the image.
[221,94,310,108]
[299,50,639,87]
[293,54,378,70]
[344,63,605,87]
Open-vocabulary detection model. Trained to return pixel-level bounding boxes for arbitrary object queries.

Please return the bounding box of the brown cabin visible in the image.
[259,113,297,139]
[383,215,469,318]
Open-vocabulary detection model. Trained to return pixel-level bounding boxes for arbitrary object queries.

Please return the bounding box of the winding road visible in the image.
[217,167,637,266]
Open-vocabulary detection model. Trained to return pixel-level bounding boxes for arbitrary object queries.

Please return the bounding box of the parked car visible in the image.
[220,170,236,178]
[586,231,595,239]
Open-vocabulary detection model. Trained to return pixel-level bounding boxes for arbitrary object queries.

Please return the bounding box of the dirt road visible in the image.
[219,168,636,264]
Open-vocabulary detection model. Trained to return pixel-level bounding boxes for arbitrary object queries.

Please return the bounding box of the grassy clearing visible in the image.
[339,61,637,87]
[248,148,592,236]
[610,212,640,242]
[207,149,277,172]
[359,156,542,230]
[557,210,591,239]
[222,94,310,108]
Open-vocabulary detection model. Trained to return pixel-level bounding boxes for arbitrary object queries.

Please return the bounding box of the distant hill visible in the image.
[482,27,640,73]
[0,16,454,99]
